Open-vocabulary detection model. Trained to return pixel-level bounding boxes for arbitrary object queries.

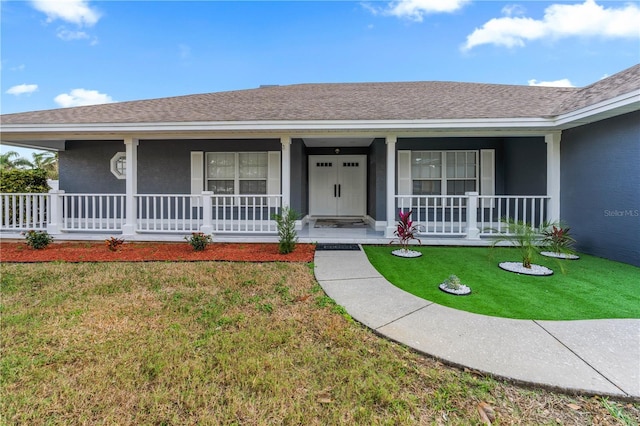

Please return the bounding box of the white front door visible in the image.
[309,155,366,216]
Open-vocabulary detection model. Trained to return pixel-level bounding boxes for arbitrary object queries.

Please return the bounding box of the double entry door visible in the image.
[309,155,366,216]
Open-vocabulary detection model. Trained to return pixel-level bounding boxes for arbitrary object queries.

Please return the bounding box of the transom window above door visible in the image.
[206,152,268,195]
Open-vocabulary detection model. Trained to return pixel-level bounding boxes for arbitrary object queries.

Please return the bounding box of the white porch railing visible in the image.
[2,191,548,240]
[478,195,550,235]
[61,193,126,231]
[133,193,281,233]
[209,194,281,233]
[396,195,468,235]
[0,193,49,230]
[395,193,550,238]
[136,194,202,233]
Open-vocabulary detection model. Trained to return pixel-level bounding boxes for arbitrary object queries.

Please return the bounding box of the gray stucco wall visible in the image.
[138,139,281,193]
[290,139,307,216]
[59,139,282,194]
[502,137,546,195]
[561,111,640,267]
[59,140,126,193]
[368,139,387,221]
[396,137,547,196]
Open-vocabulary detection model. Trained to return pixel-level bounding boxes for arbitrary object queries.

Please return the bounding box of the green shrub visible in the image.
[272,206,298,254]
[22,230,53,249]
[0,169,50,193]
[185,232,213,251]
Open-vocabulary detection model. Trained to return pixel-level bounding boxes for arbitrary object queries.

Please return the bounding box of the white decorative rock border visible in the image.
[499,261,553,276]
[391,249,422,258]
[439,283,472,296]
[540,251,580,260]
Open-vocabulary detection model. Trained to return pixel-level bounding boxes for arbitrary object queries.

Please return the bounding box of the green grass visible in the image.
[363,246,640,320]
[3,261,639,424]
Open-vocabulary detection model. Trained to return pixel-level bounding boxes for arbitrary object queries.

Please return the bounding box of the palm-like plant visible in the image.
[489,218,543,268]
[0,151,32,171]
[30,151,58,179]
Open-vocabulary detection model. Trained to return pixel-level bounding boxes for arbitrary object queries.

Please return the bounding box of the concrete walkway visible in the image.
[314,248,640,400]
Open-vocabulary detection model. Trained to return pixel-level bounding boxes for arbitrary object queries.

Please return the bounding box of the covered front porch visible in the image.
[0,132,562,244]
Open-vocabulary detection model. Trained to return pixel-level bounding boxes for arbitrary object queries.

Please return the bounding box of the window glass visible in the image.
[206,152,268,195]
[116,157,126,175]
[207,153,235,179]
[412,180,441,195]
[207,180,234,194]
[412,152,441,179]
[413,150,478,195]
[240,180,267,194]
[239,153,267,179]
[446,179,476,195]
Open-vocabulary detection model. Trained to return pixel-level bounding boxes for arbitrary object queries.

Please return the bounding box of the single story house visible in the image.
[1,64,639,266]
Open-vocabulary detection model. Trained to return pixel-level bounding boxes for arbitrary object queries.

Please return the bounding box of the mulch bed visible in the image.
[0,242,315,263]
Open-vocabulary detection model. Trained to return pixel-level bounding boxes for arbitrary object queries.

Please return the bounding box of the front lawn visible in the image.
[2,261,637,424]
[363,246,640,320]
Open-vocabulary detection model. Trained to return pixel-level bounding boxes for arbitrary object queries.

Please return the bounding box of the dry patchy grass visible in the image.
[1,262,638,425]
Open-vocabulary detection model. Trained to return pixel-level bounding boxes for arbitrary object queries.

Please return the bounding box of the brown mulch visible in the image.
[0,242,315,263]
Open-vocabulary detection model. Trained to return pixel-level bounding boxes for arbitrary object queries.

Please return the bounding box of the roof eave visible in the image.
[0,117,556,139]
[554,89,640,129]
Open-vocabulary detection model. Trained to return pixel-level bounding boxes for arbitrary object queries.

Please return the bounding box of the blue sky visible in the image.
[1,0,639,154]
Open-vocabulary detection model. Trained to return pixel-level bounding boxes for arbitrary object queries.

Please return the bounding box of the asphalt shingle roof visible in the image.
[2,64,638,126]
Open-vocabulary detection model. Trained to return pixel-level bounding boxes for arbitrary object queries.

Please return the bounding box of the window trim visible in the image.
[205,151,269,195]
[110,152,126,180]
[411,150,479,196]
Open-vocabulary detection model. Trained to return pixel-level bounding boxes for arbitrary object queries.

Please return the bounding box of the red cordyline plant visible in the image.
[542,223,575,255]
[391,209,421,251]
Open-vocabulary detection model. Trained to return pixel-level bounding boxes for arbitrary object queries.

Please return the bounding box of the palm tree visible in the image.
[30,151,58,179]
[0,151,32,171]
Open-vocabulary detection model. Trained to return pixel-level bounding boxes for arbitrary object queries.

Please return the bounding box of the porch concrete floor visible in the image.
[314,248,640,400]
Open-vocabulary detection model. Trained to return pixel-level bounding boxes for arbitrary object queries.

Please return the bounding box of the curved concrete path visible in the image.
[314,248,640,400]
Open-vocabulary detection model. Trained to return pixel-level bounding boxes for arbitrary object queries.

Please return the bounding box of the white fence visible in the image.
[395,193,550,238]
[0,193,49,230]
[0,191,282,235]
[61,194,126,231]
[2,191,549,239]
[136,194,202,232]
[209,194,281,233]
[478,195,549,235]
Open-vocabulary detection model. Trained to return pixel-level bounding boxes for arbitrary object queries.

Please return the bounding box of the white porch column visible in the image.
[47,189,64,234]
[385,135,397,238]
[200,191,213,234]
[465,191,480,239]
[545,132,561,223]
[281,137,291,208]
[121,137,139,236]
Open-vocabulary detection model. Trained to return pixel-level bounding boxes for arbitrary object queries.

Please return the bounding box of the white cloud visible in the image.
[56,27,90,41]
[528,78,575,87]
[501,4,526,17]
[31,0,101,26]
[364,0,469,22]
[6,84,39,96]
[54,89,114,107]
[463,0,640,51]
